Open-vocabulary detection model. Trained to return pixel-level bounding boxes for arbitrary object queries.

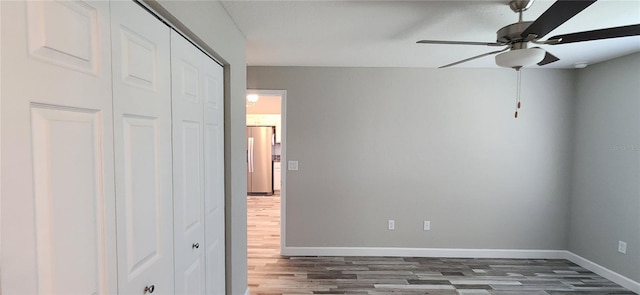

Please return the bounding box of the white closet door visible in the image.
[202,51,226,294]
[171,30,206,294]
[110,1,174,294]
[1,1,117,294]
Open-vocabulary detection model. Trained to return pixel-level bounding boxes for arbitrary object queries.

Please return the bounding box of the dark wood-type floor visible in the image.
[247,196,637,295]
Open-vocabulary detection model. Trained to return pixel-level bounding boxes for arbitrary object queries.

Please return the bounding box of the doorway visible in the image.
[246,90,287,288]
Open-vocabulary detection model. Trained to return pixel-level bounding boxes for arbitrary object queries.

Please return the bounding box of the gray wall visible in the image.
[150,1,248,294]
[570,52,640,281]
[248,67,575,250]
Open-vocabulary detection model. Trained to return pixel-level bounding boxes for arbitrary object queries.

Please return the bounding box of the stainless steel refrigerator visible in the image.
[247,126,274,195]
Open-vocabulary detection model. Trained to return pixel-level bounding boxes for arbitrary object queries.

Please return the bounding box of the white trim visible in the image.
[280,90,287,253]
[565,251,640,293]
[282,246,567,259]
[246,89,288,254]
[244,287,251,295]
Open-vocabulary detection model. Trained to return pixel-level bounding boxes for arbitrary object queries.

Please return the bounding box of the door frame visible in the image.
[246,89,287,254]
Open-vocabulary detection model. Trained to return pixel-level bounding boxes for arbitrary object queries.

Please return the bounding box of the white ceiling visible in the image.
[220,0,640,69]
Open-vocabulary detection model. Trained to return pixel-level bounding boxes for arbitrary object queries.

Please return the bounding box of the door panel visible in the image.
[172,30,206,294]
[122,116,160,272]
[182,121,203,233]
[110,1,173,293]
[31,106,108,294]
[181,62,200,103]
[120,27,158,90]
[184,259,204,294]
[1,1,116,293]
[26,1,100,74]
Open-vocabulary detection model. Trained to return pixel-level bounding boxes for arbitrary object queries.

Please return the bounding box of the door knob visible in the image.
[144,285,155,294]
[192,242,199,249]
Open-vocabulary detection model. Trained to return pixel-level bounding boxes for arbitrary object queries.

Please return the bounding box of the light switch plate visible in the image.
[288,160,299,171]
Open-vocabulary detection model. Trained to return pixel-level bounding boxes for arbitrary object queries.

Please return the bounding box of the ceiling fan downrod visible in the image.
[509,0,534,23]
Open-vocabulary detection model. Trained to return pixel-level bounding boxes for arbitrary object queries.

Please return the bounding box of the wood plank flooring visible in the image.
[247,196,637,295]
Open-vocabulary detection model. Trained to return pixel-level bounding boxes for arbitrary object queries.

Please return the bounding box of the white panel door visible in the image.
[171,30,206,294]
[110,1,174,294]
[202,53,226,294]
[1,1,117,294]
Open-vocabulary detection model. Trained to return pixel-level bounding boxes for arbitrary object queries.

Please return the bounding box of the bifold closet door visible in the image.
[1,1,117,293]
[110,1,174,294]
[171,30,226,294]
[202,39,226,295]
[171,31,207,293]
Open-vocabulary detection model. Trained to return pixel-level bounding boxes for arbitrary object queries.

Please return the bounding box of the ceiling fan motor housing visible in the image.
[497,21,534,44]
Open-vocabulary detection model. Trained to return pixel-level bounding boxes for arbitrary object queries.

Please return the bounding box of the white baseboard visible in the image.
[281,246,639,293]
[282,246,567,259]
[564,251,640,294]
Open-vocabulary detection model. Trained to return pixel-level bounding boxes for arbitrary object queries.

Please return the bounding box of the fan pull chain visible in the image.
[515,69,522,118]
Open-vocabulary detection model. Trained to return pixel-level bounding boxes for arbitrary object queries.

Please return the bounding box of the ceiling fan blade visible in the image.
[439,47,509,68]
[521,0,597,40]
[547,24,640,44]
[417,40,505,46]
[537,50,560,66]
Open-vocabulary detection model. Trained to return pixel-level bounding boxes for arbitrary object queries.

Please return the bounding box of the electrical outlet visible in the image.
[287,160,298,171]
[618,241,627,254]
[423,220,431,231]
[388,220,395,230]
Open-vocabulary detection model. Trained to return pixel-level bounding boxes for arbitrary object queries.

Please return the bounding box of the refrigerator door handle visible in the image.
[248,137,254,173]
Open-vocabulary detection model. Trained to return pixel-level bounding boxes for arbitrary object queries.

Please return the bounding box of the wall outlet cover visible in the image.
[288,160,298,171]
[423,220,431,231]
[388,220,395,230]
[618,241,627,254]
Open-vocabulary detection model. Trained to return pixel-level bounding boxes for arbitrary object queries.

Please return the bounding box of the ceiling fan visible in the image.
[417,0,640,70]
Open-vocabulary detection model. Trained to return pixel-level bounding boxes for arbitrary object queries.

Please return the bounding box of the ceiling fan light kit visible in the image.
[495,47,546,70]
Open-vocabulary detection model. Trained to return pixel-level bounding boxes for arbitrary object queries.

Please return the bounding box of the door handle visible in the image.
[144,285,155,294]
[248,137,254,173]
[192,242,200,249]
